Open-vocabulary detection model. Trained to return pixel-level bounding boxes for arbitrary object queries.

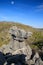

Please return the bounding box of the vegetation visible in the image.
[0,21,43,50]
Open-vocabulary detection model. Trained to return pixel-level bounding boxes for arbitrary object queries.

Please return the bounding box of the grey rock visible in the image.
[27,60,34,65]
[4,62,7,65]
[9,26,32,41]
[35,58,43,65]
[32,52,39,63]
[12,45,32,60]
[11,63,15,65]
[1,26,43,65]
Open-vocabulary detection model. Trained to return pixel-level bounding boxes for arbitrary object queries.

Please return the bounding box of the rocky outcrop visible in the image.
[0,26,43,65]
[0,26,32,54]
[9,26,32,41]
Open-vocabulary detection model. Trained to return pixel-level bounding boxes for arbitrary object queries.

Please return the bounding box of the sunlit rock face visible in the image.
[9,26,32,42]
[0,26,32,55]
[0,26,43,65]
[4,26,32,55]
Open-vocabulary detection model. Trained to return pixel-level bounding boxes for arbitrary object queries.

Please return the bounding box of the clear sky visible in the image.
[0,0,43,28]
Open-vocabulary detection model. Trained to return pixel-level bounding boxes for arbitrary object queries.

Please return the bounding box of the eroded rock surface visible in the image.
[0,26,32,54]
[0,26,43,65]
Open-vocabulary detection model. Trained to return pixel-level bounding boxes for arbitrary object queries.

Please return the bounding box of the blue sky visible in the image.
[0,0,43,28]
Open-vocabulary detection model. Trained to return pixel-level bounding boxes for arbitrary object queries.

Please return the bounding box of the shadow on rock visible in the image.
[0,52,6,65]
[6,54,28,65]
[39,51,43,61]
[0,52,28,65]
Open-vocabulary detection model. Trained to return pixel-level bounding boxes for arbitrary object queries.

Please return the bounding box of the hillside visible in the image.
[0,22,43,50]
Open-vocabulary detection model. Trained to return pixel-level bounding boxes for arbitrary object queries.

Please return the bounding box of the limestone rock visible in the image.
[1,26,43,65]
[12,45,32,60]
[35,58,43,65]
[9,26,32,41]
[32,52,39,63]
[27,60,34,65]
[0,44,7,52]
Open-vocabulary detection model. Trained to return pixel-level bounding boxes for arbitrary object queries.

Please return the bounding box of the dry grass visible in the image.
[0,22,43,50]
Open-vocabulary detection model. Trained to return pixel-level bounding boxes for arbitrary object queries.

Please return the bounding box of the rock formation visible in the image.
[0,26,43,65]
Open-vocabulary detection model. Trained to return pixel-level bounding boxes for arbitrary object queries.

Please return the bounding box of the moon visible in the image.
[11,1,14,5]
